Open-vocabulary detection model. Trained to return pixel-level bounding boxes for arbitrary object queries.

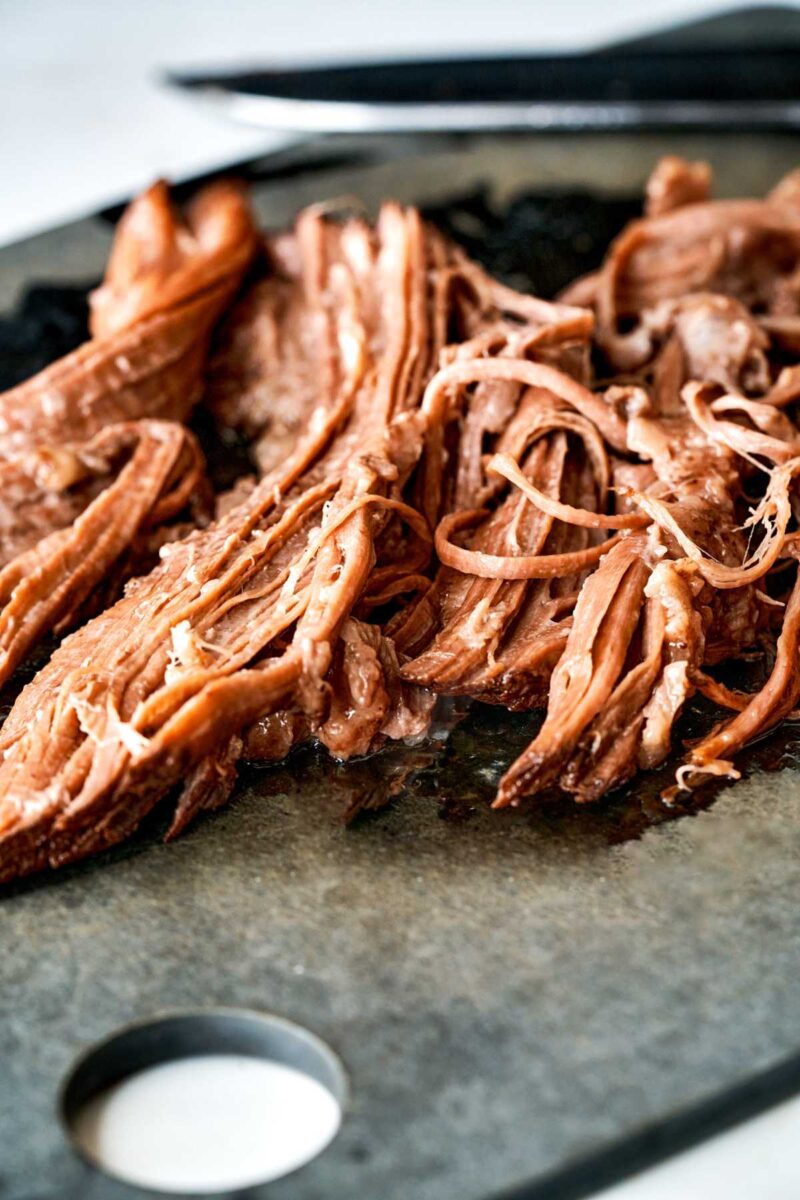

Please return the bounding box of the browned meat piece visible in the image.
[493,536,651,806]
[401,158,800,809]
[645,156,712,218]
[316,618,433,759]
[592,164,800,371]
[0,424,202,571]
[0,421,204,691]
[399,435,569,685]
[207,222,595,480]
[0,181,257,456]
[166,736,244,841]
[674,566,800,790]
[0,180,251,697]
[242,710,313,762]
[564,560,705,798]
[399,422,609,711]
[90,181,256,338]
[205,216,340,476]
[0,204,454,879]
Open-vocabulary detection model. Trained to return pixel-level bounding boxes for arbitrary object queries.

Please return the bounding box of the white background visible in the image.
[2,0,799,1195]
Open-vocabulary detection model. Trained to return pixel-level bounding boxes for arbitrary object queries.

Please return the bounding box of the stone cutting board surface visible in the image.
[2,133,800,1200]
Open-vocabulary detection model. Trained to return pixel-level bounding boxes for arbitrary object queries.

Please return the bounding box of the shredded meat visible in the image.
[0,421,205,690]
[4,157,800,880]
[0,181,257,456]
[0,182,256,713]
[644,156,711,218]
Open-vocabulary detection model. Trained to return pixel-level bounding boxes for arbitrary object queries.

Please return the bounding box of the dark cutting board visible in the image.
[3,132,800,1200]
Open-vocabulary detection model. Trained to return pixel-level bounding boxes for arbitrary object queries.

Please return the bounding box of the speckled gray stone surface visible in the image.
[4,751,800,1200]
[3,134,800,1200]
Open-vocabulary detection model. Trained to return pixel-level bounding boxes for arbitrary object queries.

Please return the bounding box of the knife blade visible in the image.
[166,47,800,134]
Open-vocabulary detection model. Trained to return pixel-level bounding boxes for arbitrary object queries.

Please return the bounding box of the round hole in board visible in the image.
[58,1008,347,1194]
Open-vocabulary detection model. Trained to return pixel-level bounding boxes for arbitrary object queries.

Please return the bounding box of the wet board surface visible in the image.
[3,133,800,1200]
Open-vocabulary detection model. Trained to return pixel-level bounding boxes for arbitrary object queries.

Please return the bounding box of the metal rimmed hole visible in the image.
[59,1008,347,1195]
